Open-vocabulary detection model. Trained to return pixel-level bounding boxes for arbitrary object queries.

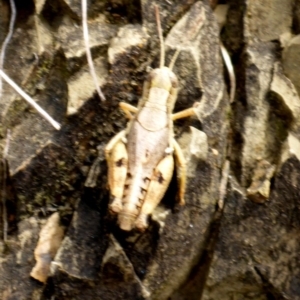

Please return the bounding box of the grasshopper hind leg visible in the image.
[105,130,128,214]
[135,154,174,231]
[172,138,186,205]
[135,139,186,231]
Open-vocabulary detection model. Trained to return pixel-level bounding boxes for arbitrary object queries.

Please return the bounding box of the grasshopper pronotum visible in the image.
[105,5,198,231]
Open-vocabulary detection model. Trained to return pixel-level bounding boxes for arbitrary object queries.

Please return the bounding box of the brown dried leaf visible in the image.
[30,212,65,283]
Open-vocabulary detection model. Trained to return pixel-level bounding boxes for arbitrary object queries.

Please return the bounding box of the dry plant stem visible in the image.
[1,160,7,242]
[220,42,235,103]
[81,0,106,101]
[0,70,61,130]
[0,0,16,100]
[1,130,11,242]
[218,159,230,210]
[3,130,11,159]
[213,5,235,103]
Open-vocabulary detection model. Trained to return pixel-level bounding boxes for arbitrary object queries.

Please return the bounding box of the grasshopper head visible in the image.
[145,66,179,110]
[149,66,178,91]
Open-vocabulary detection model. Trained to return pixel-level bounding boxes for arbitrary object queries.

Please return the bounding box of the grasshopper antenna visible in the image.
[168,48,180,71]
[154,5,165,68]
[169,5,206,71]
[154,4,182,71]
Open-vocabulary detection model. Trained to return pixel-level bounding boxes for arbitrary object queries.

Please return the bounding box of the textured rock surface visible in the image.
[0,0,299,299]
[201,0,300,299]
[202,155,300,300]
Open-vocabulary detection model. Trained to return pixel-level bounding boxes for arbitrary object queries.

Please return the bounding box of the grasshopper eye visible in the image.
[148,69,158,81]
[170,73,178,88]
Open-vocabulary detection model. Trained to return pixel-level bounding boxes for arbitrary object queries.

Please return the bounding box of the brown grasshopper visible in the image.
[105,6,198,231]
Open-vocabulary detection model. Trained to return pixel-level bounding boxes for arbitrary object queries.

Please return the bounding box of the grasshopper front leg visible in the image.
[105,130,128,213]
[119,102,138,120]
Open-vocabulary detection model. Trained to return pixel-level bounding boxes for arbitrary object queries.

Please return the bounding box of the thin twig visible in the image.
[81,0,106,101]
[0,0,16,100]
[0,70,61,130]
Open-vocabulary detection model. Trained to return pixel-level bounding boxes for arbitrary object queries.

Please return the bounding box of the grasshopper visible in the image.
[105,5,198,231]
